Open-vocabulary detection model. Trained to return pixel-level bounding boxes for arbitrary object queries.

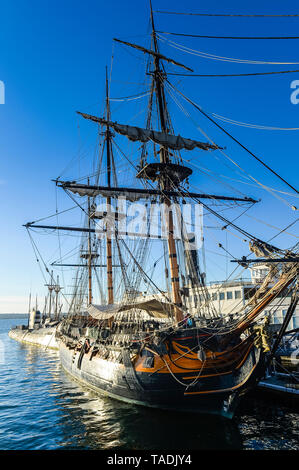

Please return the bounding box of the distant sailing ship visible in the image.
[23,5,298,418]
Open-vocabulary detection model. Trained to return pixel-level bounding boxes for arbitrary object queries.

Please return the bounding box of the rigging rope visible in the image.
[155,11,299,18]
[27,229,70,307]
[180,157,299,201]
[165,78,299,196]
[165,80,299,218]
[266,218,299,243]
[166,69,299,77]
[28,204,78,224]
[211,113,299,131]
[109,91,150,101]
[157,33,299,65]
[157,31,299,40]
[164,78,298,209]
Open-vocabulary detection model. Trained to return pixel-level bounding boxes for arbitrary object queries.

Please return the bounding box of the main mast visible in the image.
[150,3,183,323]
[105,67,114,305]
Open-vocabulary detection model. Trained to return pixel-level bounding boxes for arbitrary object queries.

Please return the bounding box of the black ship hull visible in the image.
[59,335,265,419]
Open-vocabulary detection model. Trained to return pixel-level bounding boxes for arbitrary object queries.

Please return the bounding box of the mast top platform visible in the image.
[136,162,192,183]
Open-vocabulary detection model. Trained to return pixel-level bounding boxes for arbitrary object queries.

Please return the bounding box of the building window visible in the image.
[227,291,233,300]
[212,292,217,301]
[194,295,198,306]
[234,291,241,299]
[219,292,225,301]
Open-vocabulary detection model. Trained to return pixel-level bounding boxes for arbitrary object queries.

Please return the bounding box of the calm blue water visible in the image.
[0,317,298,450]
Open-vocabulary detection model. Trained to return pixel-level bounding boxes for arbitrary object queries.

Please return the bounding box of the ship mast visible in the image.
[54,275,62,320]
[45,271,54,317]
[105,66,114,305]
[87,178,93,304]
[33,5,235,320]
[150,2,183,322]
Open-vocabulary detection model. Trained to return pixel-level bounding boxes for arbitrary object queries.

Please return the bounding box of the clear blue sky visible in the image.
[0,0,298,312]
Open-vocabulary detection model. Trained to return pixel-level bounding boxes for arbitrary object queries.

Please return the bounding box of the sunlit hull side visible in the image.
[59,328,265,419]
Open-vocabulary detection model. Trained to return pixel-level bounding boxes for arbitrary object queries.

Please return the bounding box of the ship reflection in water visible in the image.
[56,385,243,450]
[2,319,298,451]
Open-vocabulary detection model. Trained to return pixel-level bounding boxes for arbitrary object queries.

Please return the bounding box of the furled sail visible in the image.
[249,240,278,258]
[86,299,174,320]
[64,185,150,202]
[58,182,258,203]
[77,112,220,151]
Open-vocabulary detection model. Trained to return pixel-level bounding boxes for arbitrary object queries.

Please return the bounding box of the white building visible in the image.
[185,264,299,330]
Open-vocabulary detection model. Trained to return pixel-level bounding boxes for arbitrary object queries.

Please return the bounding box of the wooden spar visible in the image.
[75,112,219,151]
[50,263,121,267]
[113,38,193,72]
[150,4,183,323]
[231,257,299,264]
[105,67,114,305]
[57,181,258,203]
[24,224,97,233]
[24,222,193,239]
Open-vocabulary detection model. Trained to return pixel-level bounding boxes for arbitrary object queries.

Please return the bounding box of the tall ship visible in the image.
[22,5,298,418]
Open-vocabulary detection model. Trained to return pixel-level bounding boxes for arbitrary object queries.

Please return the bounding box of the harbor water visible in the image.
[0,317,298,451]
